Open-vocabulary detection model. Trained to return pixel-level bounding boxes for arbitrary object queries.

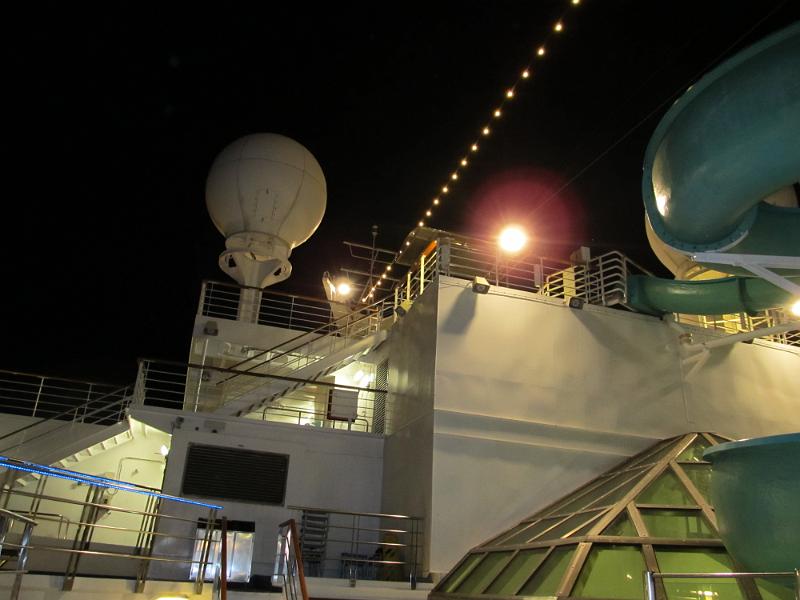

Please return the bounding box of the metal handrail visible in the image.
[0,507,38,599]
[0,460,221,595]
[0,507,37,526]
[217,297,386,385]
[201,279,352,312]
[262,405,372,432]
[288,506,422,520]
[288,506,422,587]
[274,519,309,600]
[0,383,132,448]
[0,368,123,389]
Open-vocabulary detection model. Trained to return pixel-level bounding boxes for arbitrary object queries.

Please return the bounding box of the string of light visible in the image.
[361,0,583,302]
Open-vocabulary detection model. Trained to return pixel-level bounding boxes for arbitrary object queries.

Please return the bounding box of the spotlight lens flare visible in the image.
[499,225,528,253]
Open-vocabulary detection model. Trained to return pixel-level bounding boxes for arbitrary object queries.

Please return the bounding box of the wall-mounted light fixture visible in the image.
[472,276,491,294]
[568,297,585,310]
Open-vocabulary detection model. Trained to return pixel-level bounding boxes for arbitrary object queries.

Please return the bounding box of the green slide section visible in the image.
[630,22,800,315]
[704,433,800,574]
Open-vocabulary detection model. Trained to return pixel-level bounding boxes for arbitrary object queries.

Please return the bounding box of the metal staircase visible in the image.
[215,328,387,418]
[192,301,389,417]
[0,370,134,487]
[299,510,329,577]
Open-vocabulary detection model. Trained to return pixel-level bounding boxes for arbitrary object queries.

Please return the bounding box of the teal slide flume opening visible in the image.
[629,22,800,315]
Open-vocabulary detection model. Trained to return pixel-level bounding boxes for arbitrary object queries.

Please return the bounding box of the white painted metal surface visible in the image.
[206,133,327,288]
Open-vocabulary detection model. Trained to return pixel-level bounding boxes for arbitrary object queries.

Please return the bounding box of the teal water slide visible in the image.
[628,23,800,316]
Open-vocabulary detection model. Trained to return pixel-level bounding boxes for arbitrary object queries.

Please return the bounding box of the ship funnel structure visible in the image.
[206,133,327,289]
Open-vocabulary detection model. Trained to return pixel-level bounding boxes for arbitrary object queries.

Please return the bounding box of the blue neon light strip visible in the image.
[0,455,222,510]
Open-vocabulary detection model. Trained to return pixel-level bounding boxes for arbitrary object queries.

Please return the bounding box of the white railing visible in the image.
[675,307,800,347]
[396,238,648,310]
[0,371,133,458]
[0,370,130,422]
[135,359,387,434]
[287,506,422,586]
[0,457,222,596]
[391,237,799,349]
[199,280,351,333]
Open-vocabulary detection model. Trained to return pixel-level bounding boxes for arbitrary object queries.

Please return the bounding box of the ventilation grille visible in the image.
[182,444,289,504]
[373,359,389,435]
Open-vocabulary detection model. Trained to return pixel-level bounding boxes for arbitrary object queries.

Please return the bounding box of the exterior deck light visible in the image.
[499,225,527,253]
[336,281,353,297]
[472,276,490,295]
[568,297,585,310]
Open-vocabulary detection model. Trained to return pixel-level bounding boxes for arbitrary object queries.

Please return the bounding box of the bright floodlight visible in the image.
[791,299,800,317]
[336,281,353,297]
[499,225,527,253]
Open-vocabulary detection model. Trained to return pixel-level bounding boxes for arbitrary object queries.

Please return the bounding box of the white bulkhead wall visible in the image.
[139,408,384,581]
[383,275,800,578]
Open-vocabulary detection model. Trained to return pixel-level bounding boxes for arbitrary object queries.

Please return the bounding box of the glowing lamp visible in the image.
[499,225,528,253]
[336,281,353,297]
[791,299,800,317]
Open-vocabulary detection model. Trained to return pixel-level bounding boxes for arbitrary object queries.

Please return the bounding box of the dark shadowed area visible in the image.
[3,1,798,383]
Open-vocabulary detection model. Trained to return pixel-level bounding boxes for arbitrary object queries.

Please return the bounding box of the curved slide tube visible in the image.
[629,23,800,316]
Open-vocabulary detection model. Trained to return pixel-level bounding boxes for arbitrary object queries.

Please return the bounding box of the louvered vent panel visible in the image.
[182,444,289,504]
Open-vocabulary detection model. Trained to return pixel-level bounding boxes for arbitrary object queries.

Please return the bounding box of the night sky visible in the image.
[4,1,798,384]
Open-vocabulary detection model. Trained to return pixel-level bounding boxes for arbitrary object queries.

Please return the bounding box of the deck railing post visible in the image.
[9,519,35,600]
[31,377,45,418]
[644,571,657,600]
[195,508,217,594]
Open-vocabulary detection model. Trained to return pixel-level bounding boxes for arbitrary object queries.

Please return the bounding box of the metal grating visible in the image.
[182,444,289,504]
[373,359,389,435]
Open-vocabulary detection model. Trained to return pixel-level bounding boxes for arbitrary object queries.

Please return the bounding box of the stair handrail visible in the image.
[217,296,390,385]
[0,507,38,600]
[0,384,132,454]
[137,358,380,408]
[274,518,309,600]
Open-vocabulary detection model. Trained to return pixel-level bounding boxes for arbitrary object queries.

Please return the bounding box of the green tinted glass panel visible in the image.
[637,471,694,506]
[456,551,514,594]
[558,470,642,514]
[655,547,744,600]
[490,522,533,546]
[572,545,645,599]
[628,438,680,468]
[544,476,610,516]
[756,577,795,600]
[681,463,712,503]
[499,518,557,545]
[517,546,574,596]
[640,509,715,539]
[538,510,603,541]
[573,514,603,536]
[676,436,712,462]
[603,512,637,536]
[440,553,483,592]
[587,470,646,508]
[485,549,549,595]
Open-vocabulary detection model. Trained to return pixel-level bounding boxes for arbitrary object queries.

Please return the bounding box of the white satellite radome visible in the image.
[206,133,327,289]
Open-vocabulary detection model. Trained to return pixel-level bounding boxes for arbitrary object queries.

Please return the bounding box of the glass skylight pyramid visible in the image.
[431,433,793,600]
